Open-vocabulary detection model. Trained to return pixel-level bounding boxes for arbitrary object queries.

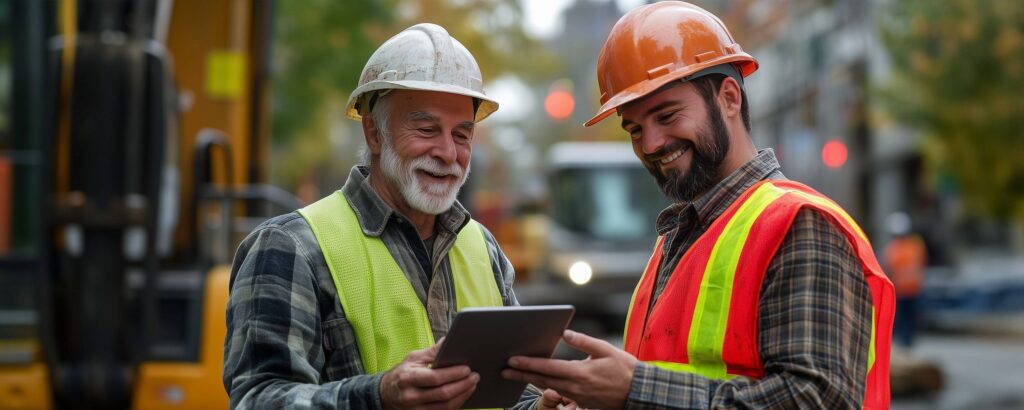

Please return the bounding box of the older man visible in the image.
[223,24,561,409]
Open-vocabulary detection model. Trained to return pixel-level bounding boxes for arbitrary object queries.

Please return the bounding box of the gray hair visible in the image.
[360,92,392,165]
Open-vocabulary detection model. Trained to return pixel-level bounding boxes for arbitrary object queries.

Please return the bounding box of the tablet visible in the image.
[433,305,575,409]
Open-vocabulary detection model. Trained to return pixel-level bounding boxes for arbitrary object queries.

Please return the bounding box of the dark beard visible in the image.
[643,105,730,203]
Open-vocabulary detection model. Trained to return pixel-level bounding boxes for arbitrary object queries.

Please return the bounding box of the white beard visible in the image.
[379,141,469,215]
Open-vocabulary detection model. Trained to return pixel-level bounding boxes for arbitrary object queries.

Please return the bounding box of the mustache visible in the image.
[409,156,465,179]
[644,140,693,164]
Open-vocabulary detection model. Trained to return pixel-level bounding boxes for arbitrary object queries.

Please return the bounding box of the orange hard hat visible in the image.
[585,1,758,127]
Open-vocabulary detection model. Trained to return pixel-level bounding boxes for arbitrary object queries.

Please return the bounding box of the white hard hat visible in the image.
[345,23,499,122]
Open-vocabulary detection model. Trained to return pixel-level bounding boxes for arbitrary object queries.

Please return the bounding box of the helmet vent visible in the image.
[646,63,673,80]
[694,51,717,63]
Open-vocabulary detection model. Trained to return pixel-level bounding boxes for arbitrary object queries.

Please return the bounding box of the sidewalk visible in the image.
[922,311,1024,338]
[920,254,1024,337]
[892,335,1024,410]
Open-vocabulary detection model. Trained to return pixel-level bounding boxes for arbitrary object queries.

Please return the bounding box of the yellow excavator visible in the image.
[0,1,295,408]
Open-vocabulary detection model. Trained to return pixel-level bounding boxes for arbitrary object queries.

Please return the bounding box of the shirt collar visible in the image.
[655,148,783,234]
[340,165,471,237]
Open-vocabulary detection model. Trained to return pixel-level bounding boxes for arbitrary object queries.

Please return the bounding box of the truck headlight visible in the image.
[568,261,593,285]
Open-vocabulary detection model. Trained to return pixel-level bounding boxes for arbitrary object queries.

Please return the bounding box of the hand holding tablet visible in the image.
[433,305,575,408]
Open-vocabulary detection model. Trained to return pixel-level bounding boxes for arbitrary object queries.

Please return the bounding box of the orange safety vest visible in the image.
[624,180,895,409]
[883,235,926,297]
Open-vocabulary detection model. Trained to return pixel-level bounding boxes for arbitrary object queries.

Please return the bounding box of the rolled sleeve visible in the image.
[626,362,719,409]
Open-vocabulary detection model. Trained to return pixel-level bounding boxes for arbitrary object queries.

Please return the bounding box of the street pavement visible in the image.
[553,328,1024,409]
[892,334,1024,410]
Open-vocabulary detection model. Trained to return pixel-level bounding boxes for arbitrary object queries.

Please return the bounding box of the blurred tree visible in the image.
[878,0,1024,220]
[271,0,556,187]
[272,0,388,144]
[704,0,833,49]
[270,0,391,186]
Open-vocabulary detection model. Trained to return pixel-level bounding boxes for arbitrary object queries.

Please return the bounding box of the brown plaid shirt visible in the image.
[625,149,873,409]
[223,166,540,409]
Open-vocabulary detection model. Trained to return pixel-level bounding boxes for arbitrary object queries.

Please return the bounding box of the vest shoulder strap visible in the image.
[298,191,433,374]
[450,219,504,309]
[297,191,505,374]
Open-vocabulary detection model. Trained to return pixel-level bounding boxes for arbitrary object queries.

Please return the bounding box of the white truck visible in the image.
[531,141,669,329]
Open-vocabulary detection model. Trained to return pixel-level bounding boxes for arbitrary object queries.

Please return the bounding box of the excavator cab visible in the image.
[0,1,289,408]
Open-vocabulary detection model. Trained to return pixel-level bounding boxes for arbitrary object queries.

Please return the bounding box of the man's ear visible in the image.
[717,76,743,120]
[362,115,383,156]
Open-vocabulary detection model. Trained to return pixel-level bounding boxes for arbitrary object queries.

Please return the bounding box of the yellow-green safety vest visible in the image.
[299,191,503,374]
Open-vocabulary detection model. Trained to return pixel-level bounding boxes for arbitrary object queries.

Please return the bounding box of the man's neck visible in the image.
[717,135,757,182]
[405,213,436,240]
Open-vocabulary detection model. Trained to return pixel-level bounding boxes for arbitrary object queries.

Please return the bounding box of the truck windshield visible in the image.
[549,166,667,242]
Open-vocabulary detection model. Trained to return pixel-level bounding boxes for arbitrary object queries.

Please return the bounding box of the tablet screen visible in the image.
[433,305,575,408]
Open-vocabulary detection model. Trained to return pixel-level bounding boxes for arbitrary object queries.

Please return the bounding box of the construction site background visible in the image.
[1,0,1023,408]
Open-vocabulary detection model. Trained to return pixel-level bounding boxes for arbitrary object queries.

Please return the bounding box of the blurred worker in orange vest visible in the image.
[884,212,927,348]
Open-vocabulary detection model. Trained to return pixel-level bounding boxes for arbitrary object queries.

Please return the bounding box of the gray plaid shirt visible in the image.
[625,149,873,409]
[223,166,540,409]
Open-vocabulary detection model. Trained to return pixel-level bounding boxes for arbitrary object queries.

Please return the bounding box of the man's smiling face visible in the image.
[619,81,731,203]
[375,89,476,215]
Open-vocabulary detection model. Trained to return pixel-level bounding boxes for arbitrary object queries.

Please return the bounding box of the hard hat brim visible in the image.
[584,55,757,127]
[346,80,500,123]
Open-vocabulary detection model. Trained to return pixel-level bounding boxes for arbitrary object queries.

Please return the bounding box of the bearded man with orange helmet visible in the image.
[503,2,895,409]
[223,24,565,410]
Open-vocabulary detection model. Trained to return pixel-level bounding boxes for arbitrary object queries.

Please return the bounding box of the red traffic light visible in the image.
[822,139,848,169]
[544,89,574,121]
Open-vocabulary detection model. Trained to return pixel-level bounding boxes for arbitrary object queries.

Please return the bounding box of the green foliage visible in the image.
[271,0,392,147]
[878,0,1024,219]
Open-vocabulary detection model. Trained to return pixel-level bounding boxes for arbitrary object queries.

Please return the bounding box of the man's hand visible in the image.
[380,338,479,410]
[538,388,579,410]
[503,330,637,410]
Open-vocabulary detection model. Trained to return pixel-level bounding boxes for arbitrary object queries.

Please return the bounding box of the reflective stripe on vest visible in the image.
[299,191,503,374]
[624,180,895,410]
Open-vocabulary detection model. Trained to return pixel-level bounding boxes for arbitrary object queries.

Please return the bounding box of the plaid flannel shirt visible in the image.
[625,149,873,409]
[223,166,541,409]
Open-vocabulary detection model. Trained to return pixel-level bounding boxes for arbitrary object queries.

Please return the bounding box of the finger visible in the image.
[430,337,445,355]
[539,388,563,409]
[401,365,471,388]
[405,337,444,362]
[417,338,448,368]
[407,347,436,364]
[417,380,477,410]
[506,356,580,379]
[443,384,477,410]
[411,372,479,405]
[562,330,615,357]
[501,368,570,393]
